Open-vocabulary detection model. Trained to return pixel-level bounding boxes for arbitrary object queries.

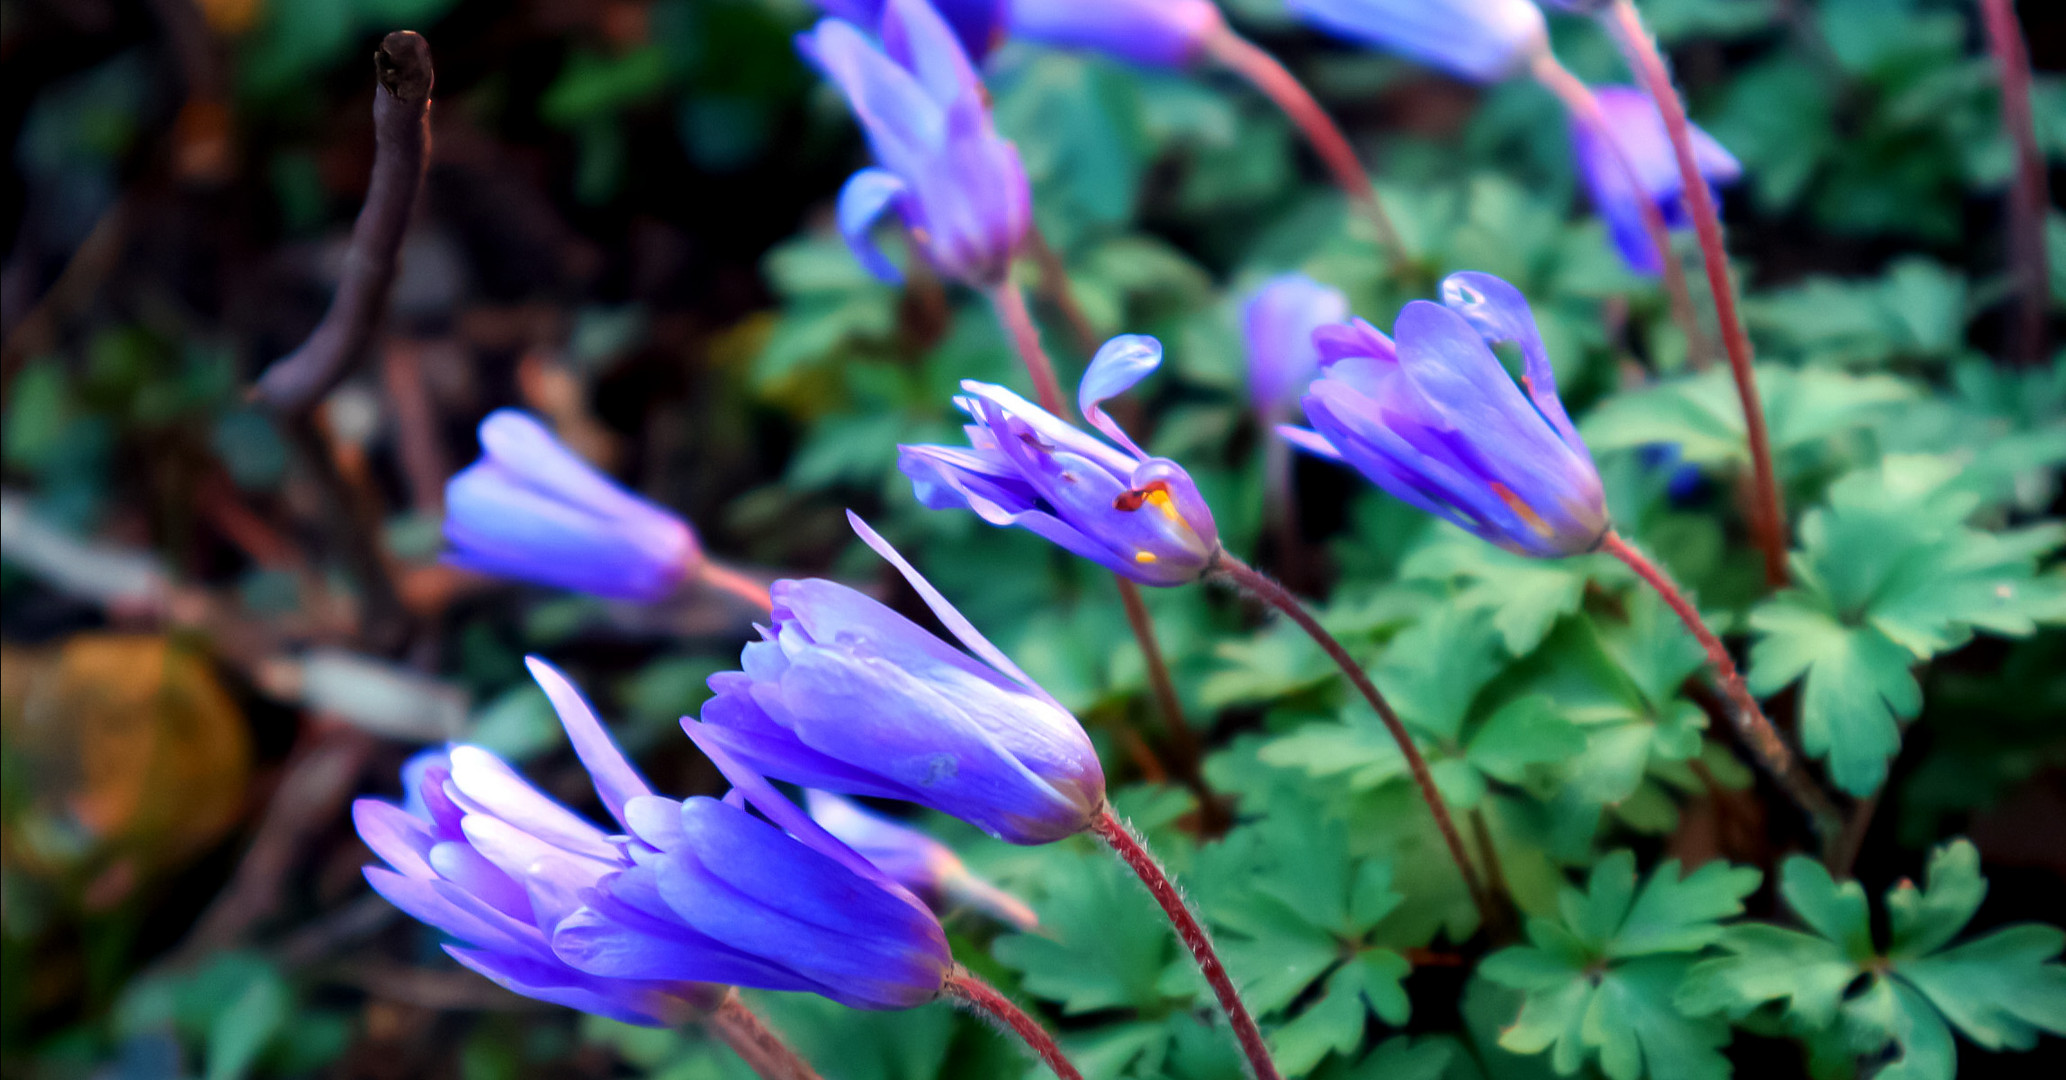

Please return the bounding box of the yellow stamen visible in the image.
[1488,481,1555,539]
[1135,551,1159,564]
[1143,488,1183,524]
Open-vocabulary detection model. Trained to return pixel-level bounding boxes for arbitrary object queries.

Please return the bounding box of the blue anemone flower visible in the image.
[694,513,1106,845]
[1282,271,1608,557]
[1284,0,1548,83]
[443,410,700,603]
[803,0,1031,287]
[356,658,953,1018]
[898,335,1222,585]
[1008,0,1226,68]
[1569,85,1742,275]
[1243,273,1351,418]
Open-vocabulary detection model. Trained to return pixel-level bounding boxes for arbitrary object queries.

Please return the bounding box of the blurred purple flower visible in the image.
[695,513,1105,845]
[1282,271,1608,557]
[1570,85,1741,275]
[443,410,699,603]
[812,0,1007,61]
[1284,0,1548,82]
[1242,273,1350,417]
[806,790,1040,929]
[803,0,1031,286]
[1008,0,1225,68]
[898,335,1221,585]
[357,658,953,1019]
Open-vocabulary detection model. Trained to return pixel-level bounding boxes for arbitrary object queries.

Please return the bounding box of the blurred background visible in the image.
[3,0,2063,1078]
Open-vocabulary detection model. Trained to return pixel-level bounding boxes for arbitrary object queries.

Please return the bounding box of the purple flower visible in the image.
[1284,0,1548,83]
[1570,85,1742,275]
[443,410,699,603]
[1008,0,1226,68]
[812,0,1008,61]
[898,335,1221,585]
[1242,273,1350,417]
[356,658,953,1019]
[803,0,1031,287]
[1282,271,1608,557]
[806,790,1040,929]
[694,513,1106,845]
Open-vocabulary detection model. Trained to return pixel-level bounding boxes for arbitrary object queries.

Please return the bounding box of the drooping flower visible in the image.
[443,410,699,603]
[1569,85,1742,275]
[1242,273,1350,418]
[803,0,1031,286]
[1283,0,1548,83]
[898,335,1221,585]
[1282,271,1608,557]
[357,658,954,1018]
[1007,0,1225,68]
[811,0,1008,61]
[806,790,1040,929]
[694,512,1105,845]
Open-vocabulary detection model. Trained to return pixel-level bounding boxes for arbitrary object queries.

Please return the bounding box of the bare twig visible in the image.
[253,32,434,415]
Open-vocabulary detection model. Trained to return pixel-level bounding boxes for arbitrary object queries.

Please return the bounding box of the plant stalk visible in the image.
[989,280,1204,805]
[1603,1,1789,587]
[1530,51,1713,373]
[1209,553,1496,930]
[943,968,1084,1080]
[1089,808,1281,1080]
[698,560,774,613]
[1599,530,1842,851]
[1204,28,1408,272]
[1978,0,2051,366]
[704,991,823,1080]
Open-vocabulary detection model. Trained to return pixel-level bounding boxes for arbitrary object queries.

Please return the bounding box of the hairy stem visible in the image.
[1603,2,1788,587]
[1205,28,1408,271]
[943,968,1083,1080]
[704,991,823,1080]
[1978,0,2051,366]
[1600,531,1842,850]
[1210,553,1496,929]
[1530,52,1712,373]
[1090,809,1281,1080]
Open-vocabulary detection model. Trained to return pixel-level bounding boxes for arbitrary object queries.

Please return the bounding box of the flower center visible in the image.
[1113,481,1181,524]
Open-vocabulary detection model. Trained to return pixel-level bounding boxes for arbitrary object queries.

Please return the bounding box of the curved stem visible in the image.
[943,968,1083,1080]
[987,282,1070,418]
[988,280,1201,806]
[1602,2,1788,588]
[704,991,823,1080]
[699,560,774,613]
[1116,577,1229,834]
[1530,52,1713,373]
[1209,553,1496,930]
[1979,0,2051,366]
[1089,808,1281,1080]
[1205,28,1408,271]
[1600,531,1842,849]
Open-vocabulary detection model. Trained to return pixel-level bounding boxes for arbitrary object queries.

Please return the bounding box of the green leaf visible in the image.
[1581,366,1915,471]
[1899,925,2066,1051]
[992,847,1184,1015]
[1746,595,1919,795]
[1465,696,1586,785]
[1840,977,1956,1080]
[1401,534,1597,655]
[1374,603,1508,742]
[1678,923,1857,1029]
[1885,838,1987,959]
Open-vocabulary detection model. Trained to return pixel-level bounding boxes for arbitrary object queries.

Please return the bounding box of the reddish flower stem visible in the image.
[1530,52,1713,373]
[704,991,823,1080]
[988,280,1207,813]
[1600,531,1841,851]
[698,560,774,613]
[1116,575,1230,834]
[1205,28,1408,271]
[1209,553,1497,930]
[1978,0,2051,367]
[1604,1,1788,588]
[943,968,1083,1080]
[1090,808,1282,1080]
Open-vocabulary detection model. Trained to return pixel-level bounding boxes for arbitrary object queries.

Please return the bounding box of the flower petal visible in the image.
[837,168,911,284]
[525,657,652,832]
[1077,334,1161,459]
